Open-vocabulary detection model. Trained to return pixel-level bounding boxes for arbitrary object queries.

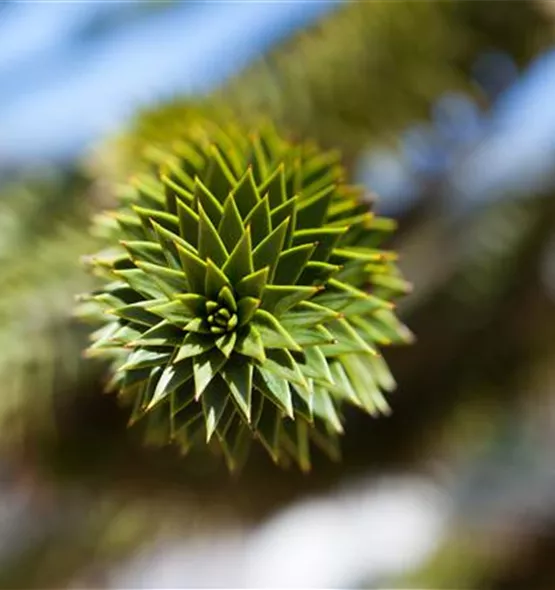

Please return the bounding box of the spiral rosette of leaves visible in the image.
[78,119,413,471]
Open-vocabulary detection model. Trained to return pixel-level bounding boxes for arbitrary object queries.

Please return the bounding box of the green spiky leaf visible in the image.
[79,119,411,471]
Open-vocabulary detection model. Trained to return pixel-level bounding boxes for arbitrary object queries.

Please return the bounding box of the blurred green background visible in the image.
[2,0,555,587]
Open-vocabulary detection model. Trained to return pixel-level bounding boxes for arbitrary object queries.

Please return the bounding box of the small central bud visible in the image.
[205,300,237,334]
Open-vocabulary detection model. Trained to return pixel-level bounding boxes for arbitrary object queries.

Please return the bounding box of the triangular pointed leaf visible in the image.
[151,221,190,269]
[135,261,188,294]
[252,309,301,351]
[250,390,268,434]
[235,325,266,363]
[252,217,288,276]
[202,376,230,442]
[128,366,161,424]
[308,419,341,462]
[101,281,143,305]
[198,203,228,266]
[122,367,151,394]
[131,320,184,347]
[237,296,260,326]
[129,175,165,208]
[171,389,201,432]
[184,317,211,333]
[341,354,389,416]
[111,299,166,327]
[204,144,236,202]
[215,331,237,358]
[218,285,237,312]
[270,195,297,249]
[148,300,195,326]
[293,419,312,472]
[244,195,271,247]
[176,198,199,249]
[297,261,341,286]
[249,133,270,183]
[296,184,335,229]
[175,242,207,294]
[254,399,283,462]
[113,268,164,299]
[193,349,228,399]
[284,324,336,347]
[320,318,378,357]
[292,226,347,263]
[284,157,302,202]
[221,226,253,284]
[133,205,179,235]
[328,360,361,406]
[302,346,334,383]
[259,163,286,209]
[264,348,310,394]
[280,300,340,328]
[160,173,194,213]
[312,386,343,433]
[121,349,171,371]
[113,212,146,240]
[174,332,215,362]
[218,193,244,252]
[366,354,397,393]
[232,168,259,219]
[194,176,223,225]
[362,309,415,345]
[174,293,206,316]
[291,384,314,423]
[221,357,253,422]
[236,266,269,300]
[217,416,251,473]
[261,285,318,315]
[169,381,196,418]
[89,322,136,351]
[214,397,236,440]
[330,247,396,264]
[254,367,293,418]
[205,258,232,300]
[120,240,166,266]
[274,242,317,285]
[160,153,197,192]
[301,150,342,197]
[148,359,194,409]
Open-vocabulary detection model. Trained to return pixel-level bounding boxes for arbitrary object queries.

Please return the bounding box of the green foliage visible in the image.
[0,173,99,444]
[78,119,411,471]
[98,1,553,182]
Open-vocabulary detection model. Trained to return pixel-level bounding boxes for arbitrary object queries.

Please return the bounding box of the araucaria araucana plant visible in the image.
[78,118,413,471]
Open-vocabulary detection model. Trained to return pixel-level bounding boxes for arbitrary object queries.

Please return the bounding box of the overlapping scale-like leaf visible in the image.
[79,119,411,471]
